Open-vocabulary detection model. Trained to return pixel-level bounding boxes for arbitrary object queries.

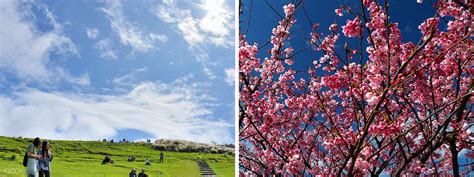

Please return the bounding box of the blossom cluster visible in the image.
[240,0,473,176]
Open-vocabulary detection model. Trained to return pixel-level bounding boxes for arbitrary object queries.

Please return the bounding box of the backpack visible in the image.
[22,152,28,167]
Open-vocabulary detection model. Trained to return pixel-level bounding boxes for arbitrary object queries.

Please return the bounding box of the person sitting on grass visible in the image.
[38,141,53,177]
[138,169,148,177]
[128,155,136,162]
[159,151,164,163]
[145,158,151,166]
[129,168,137,177]
[26,137,42,177]
[102,155,113,164]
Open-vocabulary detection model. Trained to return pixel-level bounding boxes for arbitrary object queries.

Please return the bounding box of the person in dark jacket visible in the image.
[138,168,148,177]
[129,168,137,177]
[159,151,164,163]
[102,155,112,164]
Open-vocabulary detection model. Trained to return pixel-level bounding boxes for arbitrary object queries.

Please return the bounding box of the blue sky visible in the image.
[0,0,235,144]
[240,0,436,69]
[240,0,470,173]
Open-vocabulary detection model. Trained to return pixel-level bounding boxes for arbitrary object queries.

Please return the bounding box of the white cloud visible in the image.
[203,66,216,80]
[149,33,168,43]
[150,0,233,80]
[188,46,221,80]
[95,39,117,60]
[151,0,233,47]
[86,28,99,39]
[199,0,233,36]
[113,67,148,85]
[70,74,90,86]
[100,0,167,52]
[0,0,80,83]
[56,68,91,86]
[177,16,205,45]
[224,68,234,86]
[152,0,182,23]
[0,80,232,144]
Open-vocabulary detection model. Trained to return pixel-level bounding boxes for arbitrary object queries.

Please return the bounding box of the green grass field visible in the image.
[0,136,234,177]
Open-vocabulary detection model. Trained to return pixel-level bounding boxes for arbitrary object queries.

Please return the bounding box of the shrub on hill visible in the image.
[152,139,234,154]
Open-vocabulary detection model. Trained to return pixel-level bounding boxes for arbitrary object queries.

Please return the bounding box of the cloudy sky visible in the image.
[0,0,235,144]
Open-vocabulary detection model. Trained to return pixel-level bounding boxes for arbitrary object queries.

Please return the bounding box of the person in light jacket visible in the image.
[26,137,42,177]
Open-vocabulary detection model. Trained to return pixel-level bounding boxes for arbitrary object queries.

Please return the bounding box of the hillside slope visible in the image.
[0,136,234,177]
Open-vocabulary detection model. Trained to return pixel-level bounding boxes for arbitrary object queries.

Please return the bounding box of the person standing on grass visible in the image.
[26,137,42,177]
[159,151,164,163]
[38,141,53,177]
[138,169,148,177]
[129,168,137,177]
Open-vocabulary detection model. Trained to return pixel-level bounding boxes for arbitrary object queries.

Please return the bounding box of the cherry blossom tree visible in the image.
[239,0,473,176]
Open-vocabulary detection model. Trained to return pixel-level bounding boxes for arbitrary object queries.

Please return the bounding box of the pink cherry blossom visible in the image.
[240,1,473,176]
[329,23,338,32]
[363,0,370,6]
[283,4,295,17]
[342,16,362,37]
[335,9,343,16]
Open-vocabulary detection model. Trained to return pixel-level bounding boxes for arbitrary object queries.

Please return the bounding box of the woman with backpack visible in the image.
[38,141,53,177]
[25,137,42,177]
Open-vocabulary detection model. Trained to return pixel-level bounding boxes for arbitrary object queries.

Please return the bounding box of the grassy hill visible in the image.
[0,136,234,177]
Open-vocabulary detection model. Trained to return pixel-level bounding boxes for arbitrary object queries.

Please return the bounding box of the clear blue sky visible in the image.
[0,0,235,144]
